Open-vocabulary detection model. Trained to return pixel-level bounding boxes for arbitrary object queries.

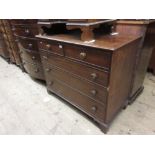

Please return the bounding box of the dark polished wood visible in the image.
[2,20,22,66]
[20,48,42,66]
[116,19,155,103]
[0,33,10,60]
[22,60,45,79]
[40,50,110,87]
[0,23,10,61]
[37,29,141,133]
[43,61,108,104]
[11,19,45,80]
[10,19,38,25]
[148,48,155,75]
[12,24,38,38]
[18,36,38,51]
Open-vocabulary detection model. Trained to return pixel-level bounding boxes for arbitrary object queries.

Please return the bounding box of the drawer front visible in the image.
[0,48,9,58]
[23,60,44,80]
[13,26,38,37]
[0,48,5,57]
[18,37,38,51]
[7,35,14,42]
[44,63,108,104]
[0,26,5,33]
[64,45,111,69]
[40,51,109,87]
[20,49,41,65]
[0,39,6,49]
[3,34,8,40]
[39,41,64,56]
[47,78,105,122]
[10,20,37,25]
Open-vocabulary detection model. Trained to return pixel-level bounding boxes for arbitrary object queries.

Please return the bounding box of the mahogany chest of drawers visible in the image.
[11,20,45,80]
[116,20,155,103]
[0,20,11,62]
[1,20,22,66]
[36,33,141,132]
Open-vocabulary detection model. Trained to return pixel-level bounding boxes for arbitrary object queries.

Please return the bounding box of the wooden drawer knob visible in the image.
[25,29,30,34]
[46,68,51,72]
[48,81,53,86]
[59,45,63,49]
[42,56,48,60]
[28,43,33,48]
[79,52,86,60]
[90,73,97,80]
[91,106,97,112]
[46,44,51,50]
[15,39,19,42]
[12,27,16,31]
[34,68,39,73]
[32,56,36,60]
[91,90,97,96]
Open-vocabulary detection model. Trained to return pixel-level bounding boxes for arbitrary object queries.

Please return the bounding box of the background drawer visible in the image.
[23,61,44,80]
[19,37,38,51]
[10,19,37,25]
[13,27,38,37]
[40,51,109,87]
[20,49,41,65]
[47,78,105,122]
[44,63,108,104]
[64,45,111,69]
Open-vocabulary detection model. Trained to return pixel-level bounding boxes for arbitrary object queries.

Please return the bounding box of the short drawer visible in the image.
[18,37,38,51]
[44,63,108,104]
[64,45,111,69]
[12,26,38,37]
[47,78,105,122]
[20,49,41,65]
[23,60,45,80]
[40,51,109,87]
[38,40,64,56]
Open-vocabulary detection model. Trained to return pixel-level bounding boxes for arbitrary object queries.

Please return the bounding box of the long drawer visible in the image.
[0,38,6,49]
[23,60,44,80]
[40,51,109,87]
[47,78,105,123]
[20,49,41,65]
[43,62,108,104]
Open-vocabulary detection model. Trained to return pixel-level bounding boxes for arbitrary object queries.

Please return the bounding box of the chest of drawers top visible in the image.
[36,33,141,52]
[10,19,38,25]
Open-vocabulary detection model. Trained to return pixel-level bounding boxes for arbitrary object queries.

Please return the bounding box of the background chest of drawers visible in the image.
[36,22,141,132]
[0,30,10,61]
[116,20,155,103]
[0,20,12,62]
[1,20,22,66]
[10,20,45,80]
